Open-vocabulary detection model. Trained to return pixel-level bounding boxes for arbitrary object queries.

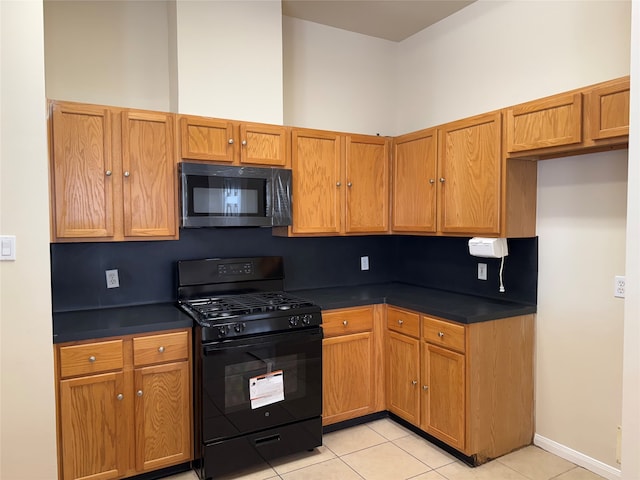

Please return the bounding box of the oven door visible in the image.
[199,327,322,443]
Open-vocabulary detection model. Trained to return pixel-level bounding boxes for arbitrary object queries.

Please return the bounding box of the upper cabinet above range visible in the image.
[177,114,290,168]
[504,76,630,159]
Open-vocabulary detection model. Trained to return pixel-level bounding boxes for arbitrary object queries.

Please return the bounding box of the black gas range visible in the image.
[177,256,323,480]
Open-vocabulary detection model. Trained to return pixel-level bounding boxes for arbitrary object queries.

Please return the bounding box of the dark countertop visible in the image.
[53,283,536,343]
[53,303,193,344]
[290,282,536,324]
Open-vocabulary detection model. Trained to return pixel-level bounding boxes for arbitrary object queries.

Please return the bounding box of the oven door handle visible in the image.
[202,327,322,355]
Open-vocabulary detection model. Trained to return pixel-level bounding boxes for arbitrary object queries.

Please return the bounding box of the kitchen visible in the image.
[1,1,638,480]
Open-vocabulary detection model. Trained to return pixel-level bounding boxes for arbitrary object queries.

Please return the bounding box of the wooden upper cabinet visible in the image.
[392,128,438,233]
[122,110,177,238]
[505,93,582,153]
[239,123,289,166]
[345,135,389,233]
[51,102,115,239]
[179,115,289,167]
[587,76,630,141]
[180,116,234,163]
[438,112,502,236]
[291,129,343,234]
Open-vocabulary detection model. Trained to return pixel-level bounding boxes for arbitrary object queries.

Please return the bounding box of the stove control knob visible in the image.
[234,322,246,333]
[302,314,312,325]
[289,316,299,327]
[218,325,229,337]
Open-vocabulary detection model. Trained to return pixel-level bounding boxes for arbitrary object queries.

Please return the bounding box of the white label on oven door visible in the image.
[249,370,284,409]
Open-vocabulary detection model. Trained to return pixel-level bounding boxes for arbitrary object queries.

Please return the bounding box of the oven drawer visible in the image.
[423,316,466,353]
[387,306,420,338]
[59,339,124,378]
[322,306,373,338]
[133,330,189,367]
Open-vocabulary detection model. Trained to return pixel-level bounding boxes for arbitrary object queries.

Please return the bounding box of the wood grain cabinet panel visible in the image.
[438,112,502,236]
[392,128,438,233]
[55,329,192,480]
[133,331,189,367]
[387,306,420,338]
[49,100,178,242]
[387,330,421,425]
[240,123,289,166]
[180,116,235,162]
[322,306,374,338]
[587,76,630,140]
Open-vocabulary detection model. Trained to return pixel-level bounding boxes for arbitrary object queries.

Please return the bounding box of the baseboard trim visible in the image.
[534,434,621,480]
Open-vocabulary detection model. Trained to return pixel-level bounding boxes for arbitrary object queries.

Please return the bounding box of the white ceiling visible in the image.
[281,0,476,42]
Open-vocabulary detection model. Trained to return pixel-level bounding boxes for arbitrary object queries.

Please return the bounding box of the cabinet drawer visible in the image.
[133,330,189,367]
[387,307,420,338]
[59,339,124,378]
[423,317,465,353]
[322,306,373,338]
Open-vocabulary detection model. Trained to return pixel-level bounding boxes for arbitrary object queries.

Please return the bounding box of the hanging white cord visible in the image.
[499,256,506,293]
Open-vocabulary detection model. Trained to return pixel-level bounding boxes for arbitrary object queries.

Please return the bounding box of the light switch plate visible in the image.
[360,256,369,271]
[0,235,16,261]
[478,263,487,280]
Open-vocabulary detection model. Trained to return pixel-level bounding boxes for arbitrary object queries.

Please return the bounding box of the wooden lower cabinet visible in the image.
[321,306,385,426]
[55,329,192,480]
[387,331,420,425]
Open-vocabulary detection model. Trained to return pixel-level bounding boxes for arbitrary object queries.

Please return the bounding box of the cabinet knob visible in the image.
[412,380,418,386]
[347,182,352,187]
[429,178,435,184]
[241,140,247,146]
[124,171,130,177]
[158,346,165,353]
[116,393,124,401]
[228,138,234,144]
[397,319,404,325]
[423,385,429,391]
[105,170,112,177]
[439,177,445,183]
[336,182,341,187]
[343,320,348,326]
[88,356,96,363]
[137,390,143,397]
[438,331,445,338]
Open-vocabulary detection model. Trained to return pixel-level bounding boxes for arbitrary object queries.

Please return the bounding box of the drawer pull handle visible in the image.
[88,356,96,363]
[423,385,429,391]
[343,320,348,326]
[137,390,143,397]
[116,393,123,401]
[158,346,165,353]
[438,332,445,338]
[412,380,418,386]
[398,319,404,325]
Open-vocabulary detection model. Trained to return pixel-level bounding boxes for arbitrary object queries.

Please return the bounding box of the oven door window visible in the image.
[200,329,322,442]
[187,175,266,217]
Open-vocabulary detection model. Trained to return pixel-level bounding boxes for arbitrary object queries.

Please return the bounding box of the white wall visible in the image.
[44,0,172,111]
[621,2,640,479]
[175,0,283,123]
[282,16,397,135]
[0,1,58,479]
[395,0,631,134]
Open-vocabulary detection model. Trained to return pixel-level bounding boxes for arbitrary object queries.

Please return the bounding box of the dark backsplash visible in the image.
[50,229,537,312]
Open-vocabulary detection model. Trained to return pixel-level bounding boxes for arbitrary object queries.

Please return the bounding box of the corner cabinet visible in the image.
[321,306,385,425]
[278,128,390,236]
[49,100,178,242]
[177,114,290,167]
[55,329,192,480]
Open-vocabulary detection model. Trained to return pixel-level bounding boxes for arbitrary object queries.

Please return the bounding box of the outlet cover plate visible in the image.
[360,256,369,271]
[478,263,487,281]
[106,269,120,289]
[614,275,625,298]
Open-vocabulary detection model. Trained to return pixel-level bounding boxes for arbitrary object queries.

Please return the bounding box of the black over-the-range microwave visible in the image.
[179,162,292,228]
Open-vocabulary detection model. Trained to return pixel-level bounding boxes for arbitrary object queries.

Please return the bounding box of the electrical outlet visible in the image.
[614,275,625,298]
[360,256,369,271]
[478,263,487,281]
[106,269,120,289]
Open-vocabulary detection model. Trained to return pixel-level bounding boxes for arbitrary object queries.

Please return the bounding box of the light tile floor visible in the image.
[165,419,606,480]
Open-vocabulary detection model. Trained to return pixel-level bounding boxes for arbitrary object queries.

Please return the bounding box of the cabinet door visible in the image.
[121,110,177,238]
[438,113,501,235]
[239,123,288,167]
[323,332,374,425]
[392,129,437,232]
[505,93,582,152]
[588,77,630,140]
[59,372,128,480]
[345,135,389,233]
[51,102,115,239]
[422,343,465,450]
[291,129,343,234]
[387,331,420,425]
[134,361,191,472]
[180,116,235,162]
